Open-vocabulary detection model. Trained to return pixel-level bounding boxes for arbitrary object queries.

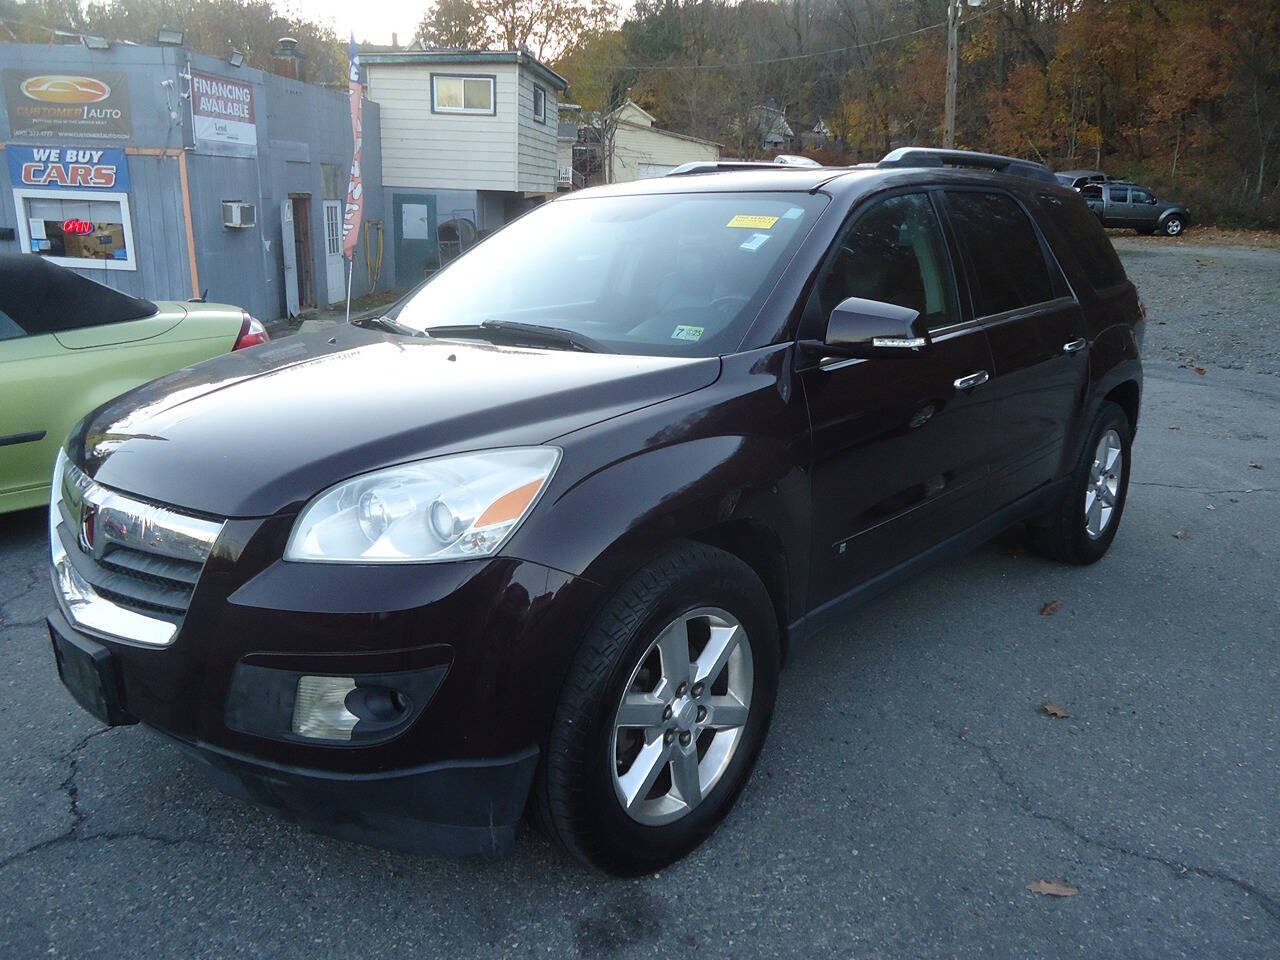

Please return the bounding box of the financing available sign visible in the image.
[3,70,133,140]
[189,70,257,153]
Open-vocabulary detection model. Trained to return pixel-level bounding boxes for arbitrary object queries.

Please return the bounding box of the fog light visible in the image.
[291,676,358,740]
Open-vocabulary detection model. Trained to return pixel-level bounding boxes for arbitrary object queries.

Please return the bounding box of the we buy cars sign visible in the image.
[189,70,257,153]
[6,146,131,191]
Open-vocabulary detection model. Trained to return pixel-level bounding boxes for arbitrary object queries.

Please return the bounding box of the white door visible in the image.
[323,200,345,305]
[280,200,299,318]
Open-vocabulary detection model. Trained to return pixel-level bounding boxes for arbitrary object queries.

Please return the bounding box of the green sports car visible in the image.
[0,255,268,513]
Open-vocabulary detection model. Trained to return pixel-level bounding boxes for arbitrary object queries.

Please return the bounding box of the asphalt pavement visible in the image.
[2,321,1278,955]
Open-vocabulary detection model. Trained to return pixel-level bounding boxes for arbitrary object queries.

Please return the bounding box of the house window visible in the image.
[533,84,546,123]
[432,74,496,115]
[13,189,136,271]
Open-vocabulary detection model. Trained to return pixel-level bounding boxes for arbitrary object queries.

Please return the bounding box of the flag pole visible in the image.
[344,255,354,324]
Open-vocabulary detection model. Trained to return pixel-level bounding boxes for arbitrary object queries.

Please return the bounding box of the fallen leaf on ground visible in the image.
[1040,599,1063,616]
[1042,702,1069,718]
[1173,529,1190,540]
[1250,462,1263,470]
[1194,367,1207,376]
[1028,880,1079,897]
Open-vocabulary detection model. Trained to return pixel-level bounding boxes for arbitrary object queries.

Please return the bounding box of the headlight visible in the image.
[284,447,560,563]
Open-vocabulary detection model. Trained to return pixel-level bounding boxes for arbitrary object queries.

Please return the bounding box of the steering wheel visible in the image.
[709,294,750,316]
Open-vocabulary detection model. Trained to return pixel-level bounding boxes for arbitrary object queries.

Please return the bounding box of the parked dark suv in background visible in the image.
[48,148,1143,876]
[1083,180,1190,236]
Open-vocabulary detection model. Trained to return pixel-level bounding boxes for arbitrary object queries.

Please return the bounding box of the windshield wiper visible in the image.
[425,319,603,353]
[353,315,424,337]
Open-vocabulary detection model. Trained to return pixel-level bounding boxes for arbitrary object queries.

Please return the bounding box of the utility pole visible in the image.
[944,0,959,148]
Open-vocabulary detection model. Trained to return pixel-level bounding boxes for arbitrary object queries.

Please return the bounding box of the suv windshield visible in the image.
[395,191,829,356]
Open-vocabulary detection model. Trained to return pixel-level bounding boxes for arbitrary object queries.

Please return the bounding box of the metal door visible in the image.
[323,200,345,304]
[393,193,438,285]
[280,199,300,318]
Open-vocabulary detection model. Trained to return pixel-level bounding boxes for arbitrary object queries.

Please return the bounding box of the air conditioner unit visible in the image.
[222,201,256,229]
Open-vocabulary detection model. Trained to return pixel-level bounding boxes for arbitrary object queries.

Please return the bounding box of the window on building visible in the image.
[432,75,496,115]
[533,84,546,123]
[14,190,135,271]
[944,191,1055,316]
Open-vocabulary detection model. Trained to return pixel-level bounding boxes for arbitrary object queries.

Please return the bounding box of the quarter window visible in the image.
[813,193,958,331]
[1037,194,1127,289]
[944,191,1054,316]
[432,75,495,115]
[14,189,135,271]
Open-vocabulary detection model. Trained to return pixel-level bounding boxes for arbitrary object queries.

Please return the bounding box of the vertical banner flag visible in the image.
[342,35,364,260]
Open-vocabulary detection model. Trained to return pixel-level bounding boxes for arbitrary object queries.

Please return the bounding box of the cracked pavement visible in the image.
[2,266,1278,956]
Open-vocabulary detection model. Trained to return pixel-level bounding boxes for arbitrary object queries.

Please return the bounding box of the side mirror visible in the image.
[823,297,930,359]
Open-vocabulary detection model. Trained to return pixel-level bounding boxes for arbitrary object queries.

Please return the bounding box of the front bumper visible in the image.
[47,511,605,856]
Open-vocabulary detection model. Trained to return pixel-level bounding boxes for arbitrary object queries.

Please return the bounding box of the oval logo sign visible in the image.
[20,75,111,104]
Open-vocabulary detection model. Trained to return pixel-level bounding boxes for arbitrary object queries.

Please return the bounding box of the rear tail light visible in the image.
[233,311,269,350]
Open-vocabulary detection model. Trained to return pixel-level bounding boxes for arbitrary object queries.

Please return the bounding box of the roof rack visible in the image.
[666,157,824,177]
[876,147,1058,185]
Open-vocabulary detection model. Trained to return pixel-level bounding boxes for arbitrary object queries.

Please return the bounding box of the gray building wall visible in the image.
[0,43,387,321]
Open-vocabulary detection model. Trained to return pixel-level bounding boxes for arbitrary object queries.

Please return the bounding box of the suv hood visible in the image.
[71,328,720,518]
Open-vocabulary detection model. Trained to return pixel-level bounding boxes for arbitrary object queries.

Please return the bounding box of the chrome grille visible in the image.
[50,451,224,647]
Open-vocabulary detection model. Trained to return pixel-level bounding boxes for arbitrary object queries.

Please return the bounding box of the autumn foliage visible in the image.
[558,0,1280,226]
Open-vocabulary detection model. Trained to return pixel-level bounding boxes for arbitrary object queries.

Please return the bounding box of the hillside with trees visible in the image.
[4,0,1276,225]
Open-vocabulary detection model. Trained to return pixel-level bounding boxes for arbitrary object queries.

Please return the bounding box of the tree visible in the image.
[418,0,494,49]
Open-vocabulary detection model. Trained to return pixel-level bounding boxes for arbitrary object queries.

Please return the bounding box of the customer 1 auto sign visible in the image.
[2,70,132,140]
[189,70,257,153]
[6,146,131,192]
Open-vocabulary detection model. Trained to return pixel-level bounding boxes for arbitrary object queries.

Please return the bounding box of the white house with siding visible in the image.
[361,48,567,285]
[609,101,721,182]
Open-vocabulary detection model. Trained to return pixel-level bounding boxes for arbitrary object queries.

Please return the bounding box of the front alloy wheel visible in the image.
[1163,216,1184,236]
[611,607,753,825]
[534,542,779,875]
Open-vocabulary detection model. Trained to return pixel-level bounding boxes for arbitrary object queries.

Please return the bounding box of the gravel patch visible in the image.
[1113,237,1280,376]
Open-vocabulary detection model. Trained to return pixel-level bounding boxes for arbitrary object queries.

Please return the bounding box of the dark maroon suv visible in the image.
[48,148,1143,876]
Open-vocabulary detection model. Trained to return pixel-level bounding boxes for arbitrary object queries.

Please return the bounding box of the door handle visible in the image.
[1063,338,1087,353]
[953,370,989,391]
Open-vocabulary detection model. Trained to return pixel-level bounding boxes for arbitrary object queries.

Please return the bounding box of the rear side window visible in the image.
[1037,193,1127,289]
[1108,186,1129,203]
[944,191,1054,316]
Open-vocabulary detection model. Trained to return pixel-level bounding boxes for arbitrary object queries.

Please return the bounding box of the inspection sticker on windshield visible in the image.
[726,214,779,229]
[739,233,770,252]
[671,325,704,341]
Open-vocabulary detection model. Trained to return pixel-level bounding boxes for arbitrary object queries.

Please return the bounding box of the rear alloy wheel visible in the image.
[534,542,779,875]
[1163,216,1184,237]
[1030,400,1132,564]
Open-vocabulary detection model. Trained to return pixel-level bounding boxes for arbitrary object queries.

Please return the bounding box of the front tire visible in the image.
[1030,401,1133,565]
[1163,216,1184,237]
[534,542,780,875]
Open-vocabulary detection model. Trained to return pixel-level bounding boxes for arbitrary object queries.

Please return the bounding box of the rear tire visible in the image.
[1030,401,1132,565]
[533,542,780,876]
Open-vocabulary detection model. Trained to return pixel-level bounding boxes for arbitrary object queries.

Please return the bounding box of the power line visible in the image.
[598,6,996,73]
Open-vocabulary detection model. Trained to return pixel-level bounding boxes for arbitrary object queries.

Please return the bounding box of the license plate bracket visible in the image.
[50,623,135,727]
